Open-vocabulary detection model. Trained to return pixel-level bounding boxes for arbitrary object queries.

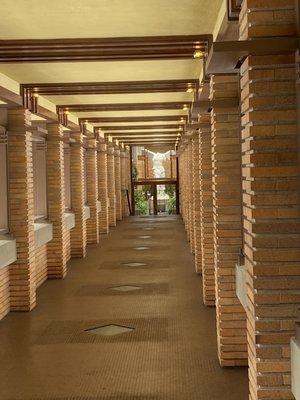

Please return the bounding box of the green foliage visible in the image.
[134,189,148,215]
[164,184,175,198]
[167,196,176,214]
[132,165,138,180]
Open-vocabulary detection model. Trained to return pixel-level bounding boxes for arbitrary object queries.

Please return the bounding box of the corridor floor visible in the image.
[0,216,248,400]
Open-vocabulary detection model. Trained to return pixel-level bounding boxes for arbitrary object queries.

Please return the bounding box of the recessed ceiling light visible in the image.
[183,105,188,111]
[193,50,204,59]
[186,88,194,93]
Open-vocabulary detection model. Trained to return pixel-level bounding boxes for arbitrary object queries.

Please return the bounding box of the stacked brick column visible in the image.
[7,108,36,311]
[107,144,116,227]
[180,145,189,233]
[86,138,99,244]
[192,134,202,273]
[114,146,122,221]
[240,1,299,398]
[120,148,127,217]
[210,75,247,366]
[70,131,87,258]
[199,115,215,306]
[125,147,132,216]
[46,123,68,278]
[97,142,109,234]
[188,141,195,249]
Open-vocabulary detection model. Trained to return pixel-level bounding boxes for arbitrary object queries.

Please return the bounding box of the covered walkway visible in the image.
[0,216,247,400]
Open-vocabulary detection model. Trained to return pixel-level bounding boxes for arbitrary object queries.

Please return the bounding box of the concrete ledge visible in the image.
[235,263,247,310]
[0,236,17,269]
[34,222,53,249]
[84,205,90,220]
[291,336,300,399]
[64,212,75,230]
[97,200,101,213]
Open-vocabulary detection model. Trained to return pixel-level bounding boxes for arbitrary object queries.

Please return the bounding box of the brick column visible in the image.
[120,148,127,217]
[211,75,247,367]
[46,123,68,278]
[107,144,116,227]
[7,108,36,311]
[180,145,189,232]
[70,132,86,258]
[86,138,99,244]
[97,142,109,234]
[114,146,122,221]
[199,115,215,306]
[189,141,195,251]
[240,1,299,398]
[192,134,202,273]
[125,147,132,216]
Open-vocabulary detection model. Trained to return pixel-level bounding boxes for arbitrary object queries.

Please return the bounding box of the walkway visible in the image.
[0,216,248,400]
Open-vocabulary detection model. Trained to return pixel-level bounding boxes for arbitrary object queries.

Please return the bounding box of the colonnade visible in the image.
[0,107,131,320]
[178,1,300,398]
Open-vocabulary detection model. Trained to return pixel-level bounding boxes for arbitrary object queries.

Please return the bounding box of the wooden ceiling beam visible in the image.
[58,102,192,112]
[104,131,180,136]
[0,35,211,63]
[21,79,199,96]
[97,124,181,131]
[80,115,187,124]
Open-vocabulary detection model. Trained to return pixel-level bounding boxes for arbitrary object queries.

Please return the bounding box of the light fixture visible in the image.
[186,88,194,93]
[65,110,69,115]
[193,50,204,59]
[32,93,39,98]
[183,104,188,111]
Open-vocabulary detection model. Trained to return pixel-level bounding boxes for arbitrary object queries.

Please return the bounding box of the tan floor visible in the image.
[0,216,248,400]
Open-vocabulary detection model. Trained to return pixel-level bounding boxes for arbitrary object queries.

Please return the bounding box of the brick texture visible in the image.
[86,138,99,244]
[192,135,202,273]
[107,144,116,227]
[97,142,109,234]
[46,123,68,278]
[240,1,299,398]
[7,108,36,311]
[114,146,122,221]
[199,115,215,306]
[210,75,248,367]
[70,132,87,258]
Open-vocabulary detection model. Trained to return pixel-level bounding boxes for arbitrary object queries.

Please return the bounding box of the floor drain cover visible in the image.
[109,285,142,292]
[85,324,134,336]
[144,227,154,230]
[134,246,150,250]
[138,235,152,239]
[123,262,147,267]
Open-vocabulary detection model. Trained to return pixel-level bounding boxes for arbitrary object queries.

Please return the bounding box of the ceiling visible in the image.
[0,0,225,146]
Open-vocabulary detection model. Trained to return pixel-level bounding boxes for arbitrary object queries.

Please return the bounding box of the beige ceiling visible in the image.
[0,0,223,39]
[44,92,194,105]
[0,60,202,84]
[74,110,188,118]
[0,0,225,146]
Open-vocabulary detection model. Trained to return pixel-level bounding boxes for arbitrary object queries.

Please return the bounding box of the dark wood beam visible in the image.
[227,0,242,21]
[97,124,181,131]
[104,131,179,137]
[206,37,299,75]
[21,79,199,96]
[81,115,187,124]
[58,102,192,113]
[0,35,211,63]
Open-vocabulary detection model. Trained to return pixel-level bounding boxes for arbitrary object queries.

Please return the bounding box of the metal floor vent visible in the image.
[143,227,154,230]
[122,262,147,267]
[138,235,152,239]
[85,324,134,337]
[109,285,142,292]
[133,246,150,250]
